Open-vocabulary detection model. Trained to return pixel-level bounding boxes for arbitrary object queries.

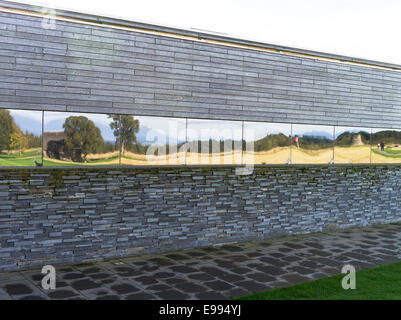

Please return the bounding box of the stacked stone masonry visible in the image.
[1,165,401,271]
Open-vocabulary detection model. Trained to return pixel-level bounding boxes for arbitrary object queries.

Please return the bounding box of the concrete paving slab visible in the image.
[1,222,401,300]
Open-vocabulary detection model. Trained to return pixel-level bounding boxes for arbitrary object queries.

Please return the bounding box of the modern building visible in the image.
[1,0,401,271]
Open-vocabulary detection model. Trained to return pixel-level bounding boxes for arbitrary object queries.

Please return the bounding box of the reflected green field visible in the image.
[43,155,120,166]
[121,155,147,162]
[0,148,121,167]
[42,159,79,167]
[0,149,41,167]
[372,147,401,162]
[382,147,401,155]
[372,149,401,158]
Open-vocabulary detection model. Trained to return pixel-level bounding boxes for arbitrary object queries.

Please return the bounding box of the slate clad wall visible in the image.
[1,8,401,128]
[1,165,401,271]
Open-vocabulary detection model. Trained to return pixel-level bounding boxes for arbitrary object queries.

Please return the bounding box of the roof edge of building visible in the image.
[1,0,401,72]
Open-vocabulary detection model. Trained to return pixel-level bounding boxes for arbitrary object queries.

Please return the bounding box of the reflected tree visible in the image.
[10,131,28,156]
[296,135,333,149]
[109,114,139,154]
[371,130,401,145]
[0,109,17,153]
[63,116,103,162]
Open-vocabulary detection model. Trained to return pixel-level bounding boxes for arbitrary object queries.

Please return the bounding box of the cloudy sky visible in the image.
[11,0,401,65]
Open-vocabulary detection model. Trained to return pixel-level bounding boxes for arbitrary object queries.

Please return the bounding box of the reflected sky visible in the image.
[135,116,186,146]
[244,122,291,141]
[9,109,42,136]
[292,124,334,140]
[187,119,242,141]
[335,127,371,138]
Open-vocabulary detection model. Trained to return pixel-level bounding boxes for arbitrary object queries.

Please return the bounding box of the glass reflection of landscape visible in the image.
[291,124,334,164]
[120,116,186,166]
[0,109,42,167]
[371,128,401,163]
[6,105,401,167]
[186,119,242,165]
[43,112,120,166]
[243,122,291,164]
[334,127,371,163]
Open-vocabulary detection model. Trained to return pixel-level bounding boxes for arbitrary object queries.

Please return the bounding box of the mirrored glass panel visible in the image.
[291,124,334,164]
[370,128,401,163]
[186,119,243,165]
[43,111,120,166]
[334,127,371,164]
[120,116,186,165]
[243,121,291,164]
[0,109,42,167]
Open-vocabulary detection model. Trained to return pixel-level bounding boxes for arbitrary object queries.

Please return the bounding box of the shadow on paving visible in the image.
[1,222,401,300]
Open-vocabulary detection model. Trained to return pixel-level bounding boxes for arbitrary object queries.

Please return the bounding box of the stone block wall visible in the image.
[1,165,401,271]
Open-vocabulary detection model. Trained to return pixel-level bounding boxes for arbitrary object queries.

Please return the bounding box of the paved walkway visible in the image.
[1,223,401,300]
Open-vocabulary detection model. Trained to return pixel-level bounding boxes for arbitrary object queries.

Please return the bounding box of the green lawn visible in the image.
[237,261,401,300]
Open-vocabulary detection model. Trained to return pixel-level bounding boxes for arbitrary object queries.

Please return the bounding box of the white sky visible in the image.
[10,0,401,65]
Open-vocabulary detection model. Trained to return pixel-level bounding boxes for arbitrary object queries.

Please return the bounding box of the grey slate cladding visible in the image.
[1,8,401,127]
[1,165,401,271]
